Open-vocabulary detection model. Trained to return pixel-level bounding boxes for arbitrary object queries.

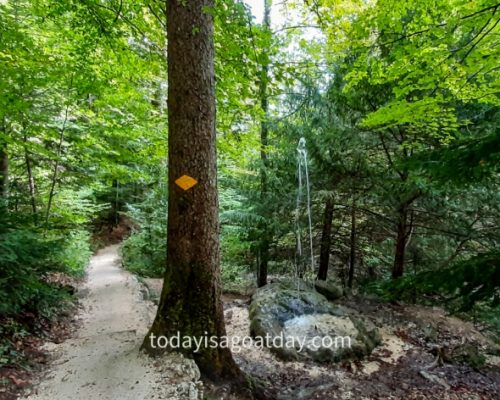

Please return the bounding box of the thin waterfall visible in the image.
[295,137,314,277]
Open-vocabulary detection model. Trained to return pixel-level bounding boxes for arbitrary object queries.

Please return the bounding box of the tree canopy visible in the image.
[0,0,498,388]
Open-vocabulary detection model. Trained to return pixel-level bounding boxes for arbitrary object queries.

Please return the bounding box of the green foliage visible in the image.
[371,250,500,312]
[317,0,500,183]
[45,189,106,227]
[0,0,166,324]
[121,229,166,278]
[55,230,93,276]
[407,122,500,183]
[0,227,90,317]
[121,182,167,278]
[0,320,29,368]
[0,229,56,316]
[220,263,252,294]
[0,0,498,368]
[475,304,500,343]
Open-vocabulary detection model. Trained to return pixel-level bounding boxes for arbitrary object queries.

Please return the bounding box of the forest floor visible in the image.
[222,296,500,399]
[10,246,500,400]
[145,285,500,400]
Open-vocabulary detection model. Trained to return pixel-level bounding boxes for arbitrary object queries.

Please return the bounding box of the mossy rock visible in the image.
[249,279,380,362]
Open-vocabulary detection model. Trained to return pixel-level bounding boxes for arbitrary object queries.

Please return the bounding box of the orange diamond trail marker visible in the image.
[175,175,198,191]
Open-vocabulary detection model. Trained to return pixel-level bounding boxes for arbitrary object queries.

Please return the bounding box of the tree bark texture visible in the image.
[317,198,334,281]
[0,144,8,199]
[348,197,356,288]
[142,0,240,381]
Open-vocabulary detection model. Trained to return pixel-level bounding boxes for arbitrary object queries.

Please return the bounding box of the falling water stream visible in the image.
[295,137,314,277]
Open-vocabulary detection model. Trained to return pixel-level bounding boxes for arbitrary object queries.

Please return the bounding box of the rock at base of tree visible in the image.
[314,279,343,301]
[249,279,380,362]
[154,352,203,400]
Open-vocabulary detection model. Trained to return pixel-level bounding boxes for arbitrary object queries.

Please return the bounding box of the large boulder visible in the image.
[249,279,380,362]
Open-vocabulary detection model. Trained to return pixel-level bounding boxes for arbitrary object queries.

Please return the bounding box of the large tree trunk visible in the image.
[257,0,271,288]
[142,0,240,382]
[347,196,356,288]
[317,198,334,280]
[392,205,408,279]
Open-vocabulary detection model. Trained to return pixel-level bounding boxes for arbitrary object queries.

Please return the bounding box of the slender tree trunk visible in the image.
[26,156,37,223]
[45,104,69,225]
[107,179,120,226]
[392,205,408,279]
[317,198,334,280]
[1,118,9,203]
[0,144,8,200]
[257,239,269,287]
[142,0,240,382]
[257,0,271,288]
[24,136,38,224]
[347,196,356,288]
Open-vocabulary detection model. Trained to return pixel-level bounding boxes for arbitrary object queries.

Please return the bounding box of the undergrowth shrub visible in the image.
[54,229,92,277]
[121,184,167,278]
[0,225,91,368]
[121,229,166,277]
[370,250,499,309]
[368,250,500,337]
[0,228,91,317]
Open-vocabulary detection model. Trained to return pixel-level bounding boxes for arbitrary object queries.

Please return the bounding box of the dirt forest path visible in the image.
[23,245,202,400]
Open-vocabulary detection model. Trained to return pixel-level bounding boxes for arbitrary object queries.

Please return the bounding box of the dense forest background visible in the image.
[0,0,499,371]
